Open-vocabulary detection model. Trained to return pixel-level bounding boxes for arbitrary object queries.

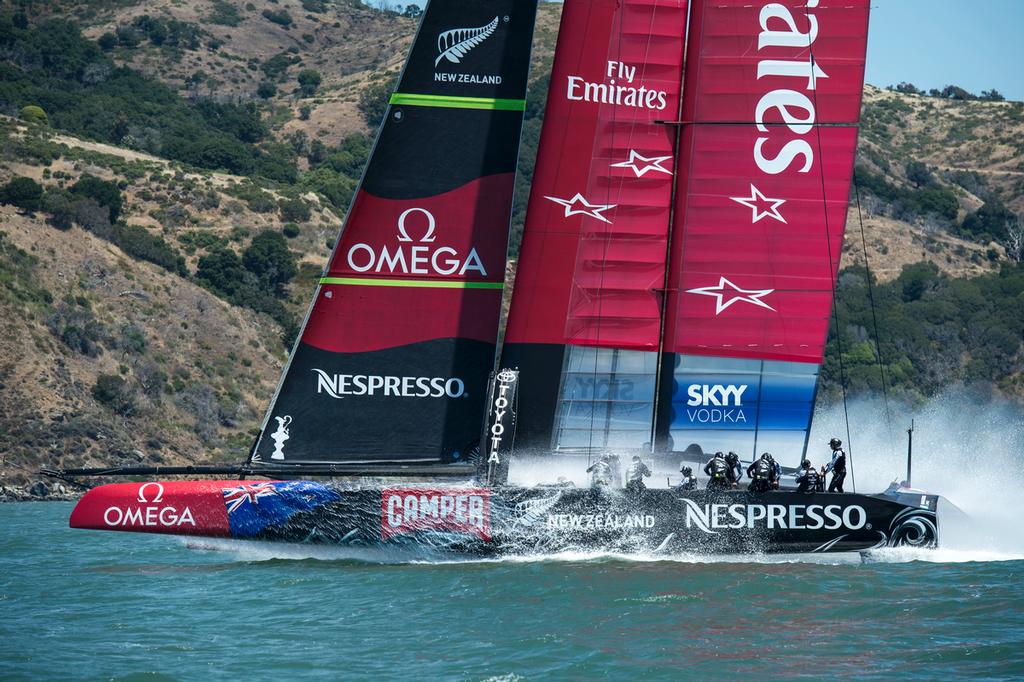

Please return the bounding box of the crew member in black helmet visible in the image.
[677,464,698,492]
[725,452,743,488]
[746,452,776,493]
[624,455,652,494]
[795,459,820,494]
[703,452,731,491]
[824,438,847,493]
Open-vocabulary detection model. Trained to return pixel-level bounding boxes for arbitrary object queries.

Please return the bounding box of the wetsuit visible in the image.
[704,456,731,491]
[676,474,698,492]
[795,467,820,494]
[747,459,774,493]
[824,449,847,492]
[624,460,652,493]
[587,460,613,488]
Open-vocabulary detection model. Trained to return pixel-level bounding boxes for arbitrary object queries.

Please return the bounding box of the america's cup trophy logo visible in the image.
[270,415,292,460]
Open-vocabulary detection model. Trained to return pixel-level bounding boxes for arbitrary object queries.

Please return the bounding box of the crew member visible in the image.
[795,459,820,494]
[677,465,698,492]
[586,455,613,488]
[725,452,743,488]
[824,438,847,493]
[746,452,776,493]
[703,451,732,491]
[767,453,782,490]
[624,455,652,494]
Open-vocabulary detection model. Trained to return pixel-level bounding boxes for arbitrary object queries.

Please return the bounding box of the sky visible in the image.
[379,0,1024,102]
[865,0,1024,101]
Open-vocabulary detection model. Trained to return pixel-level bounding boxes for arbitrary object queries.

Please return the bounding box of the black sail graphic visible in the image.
[250,0,538,466]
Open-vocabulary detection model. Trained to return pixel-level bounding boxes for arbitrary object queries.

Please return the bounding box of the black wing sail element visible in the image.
[250,0,538,467]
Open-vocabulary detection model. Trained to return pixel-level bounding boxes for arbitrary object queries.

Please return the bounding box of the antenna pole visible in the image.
[906,419,914,486]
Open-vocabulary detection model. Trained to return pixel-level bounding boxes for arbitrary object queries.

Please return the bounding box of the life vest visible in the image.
[832,450,847,473]
[753,459,771,481]
[709,458,727,479]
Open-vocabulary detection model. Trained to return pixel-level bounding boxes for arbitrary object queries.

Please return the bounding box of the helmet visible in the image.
[632,455,640,462]
[802,459,811,468]
[760,452,771,461]
[715,451,724,458]
[829,438,842,448]
[682,465,692,476]
[725,451,738,463]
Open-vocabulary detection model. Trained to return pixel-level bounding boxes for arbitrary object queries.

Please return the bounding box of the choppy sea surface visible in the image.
[1,502,1023,680]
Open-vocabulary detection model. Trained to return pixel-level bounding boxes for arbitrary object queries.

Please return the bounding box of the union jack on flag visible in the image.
[223,482,278,514]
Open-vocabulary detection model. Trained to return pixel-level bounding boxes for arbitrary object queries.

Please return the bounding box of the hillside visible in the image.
[0,1,1022,492]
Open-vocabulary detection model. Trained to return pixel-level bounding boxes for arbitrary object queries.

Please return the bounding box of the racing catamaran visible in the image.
[61,0,942,555]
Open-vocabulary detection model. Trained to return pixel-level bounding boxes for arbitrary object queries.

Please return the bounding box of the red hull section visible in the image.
[70,480,238,537]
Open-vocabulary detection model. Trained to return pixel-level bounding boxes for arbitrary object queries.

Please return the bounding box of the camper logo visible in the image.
[433,16,506,85]
[382,488,491,540]
[345,207,489,278]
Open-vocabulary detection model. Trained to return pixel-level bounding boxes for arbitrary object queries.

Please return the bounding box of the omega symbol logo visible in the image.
[396,208,436,243]
[136,482,165,504]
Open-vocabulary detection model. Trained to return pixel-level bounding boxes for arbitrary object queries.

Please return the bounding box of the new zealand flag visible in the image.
[222,481,341,538]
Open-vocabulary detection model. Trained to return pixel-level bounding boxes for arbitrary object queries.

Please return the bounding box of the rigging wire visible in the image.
[853,177,898,457]
[803,7,856,492]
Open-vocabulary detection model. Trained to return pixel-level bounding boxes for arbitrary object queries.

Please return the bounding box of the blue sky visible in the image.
[380,1,1024,101]
[866,0,1024,100]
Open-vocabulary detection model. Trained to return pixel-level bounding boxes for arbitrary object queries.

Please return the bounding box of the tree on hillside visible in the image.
[19,105,48,125]
[357,75,398,129]
[243,231,297,297]
[297,69,322,97]
[0,177,43,212]
[70,175,123,223]
[979,89,1006,102]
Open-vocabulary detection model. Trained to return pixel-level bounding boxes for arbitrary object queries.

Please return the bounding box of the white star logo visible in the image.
[730,184,787,224]
[544,193,616,223]
[609,150,673,178]
[685,277,776,315]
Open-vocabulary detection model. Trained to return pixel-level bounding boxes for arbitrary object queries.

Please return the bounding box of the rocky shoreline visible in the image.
[0,481,83,502]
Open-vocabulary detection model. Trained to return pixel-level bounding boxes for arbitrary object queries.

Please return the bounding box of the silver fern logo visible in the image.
[435,16,498,67]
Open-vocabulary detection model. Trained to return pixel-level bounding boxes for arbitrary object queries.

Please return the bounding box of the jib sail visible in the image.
[500,0,689,454]
[655,0,870,463]
[250,0,539,465]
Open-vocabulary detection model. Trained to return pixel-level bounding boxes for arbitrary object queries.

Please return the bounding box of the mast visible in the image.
[249,0,539,467]
[498,0,690,457]
[655,0,871,466]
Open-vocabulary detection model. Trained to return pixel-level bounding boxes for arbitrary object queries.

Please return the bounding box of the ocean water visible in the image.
[1,502,1023,681]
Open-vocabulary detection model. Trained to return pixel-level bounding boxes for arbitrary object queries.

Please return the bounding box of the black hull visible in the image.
[71,481,940,556]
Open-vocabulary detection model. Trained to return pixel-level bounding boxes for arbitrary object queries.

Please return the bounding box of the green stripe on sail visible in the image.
[320,277,504,290]
[389,93,526,111]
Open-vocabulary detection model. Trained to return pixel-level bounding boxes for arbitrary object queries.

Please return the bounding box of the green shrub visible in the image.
[19,105,48,125]
[297,69,321,97]
[0,177,43,212]
[282,223,300,238]
[70,174,123,222]
[261,9,293,27]
[278,197,311,222]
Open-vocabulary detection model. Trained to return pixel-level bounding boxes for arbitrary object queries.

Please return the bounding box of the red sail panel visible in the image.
[500,0,687,453]
[663,0,870,363]
[504,0,688,352]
